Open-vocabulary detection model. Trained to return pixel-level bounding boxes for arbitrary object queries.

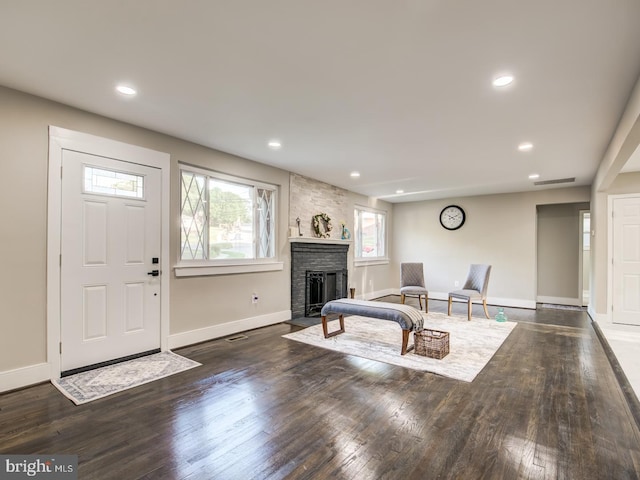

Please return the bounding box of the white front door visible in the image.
[60,150,162,371]
[612,196,640,326]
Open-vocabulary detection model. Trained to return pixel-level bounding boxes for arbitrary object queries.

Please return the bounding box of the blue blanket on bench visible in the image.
[321,299,424,331]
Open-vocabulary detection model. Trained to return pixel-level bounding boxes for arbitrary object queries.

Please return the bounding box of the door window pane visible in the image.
[84,165,144,199]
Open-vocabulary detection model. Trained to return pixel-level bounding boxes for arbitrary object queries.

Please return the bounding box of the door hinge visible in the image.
[59,342,62,354]
[59,254,62,267]
[60,166,63,179]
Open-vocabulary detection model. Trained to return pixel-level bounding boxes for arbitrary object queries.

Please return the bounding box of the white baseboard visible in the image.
[388,289,536,309]
[587,305,600,322]
[486,296,536,309]
[590,308,610,325]
[424,291,536,310]
[168,310,291,349]
[536,296,581,307]
[0,362,50,393]
[358,288,396,301]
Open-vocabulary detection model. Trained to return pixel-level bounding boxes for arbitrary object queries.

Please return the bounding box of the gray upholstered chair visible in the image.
[448,264,492,321]
[400,262,428,312]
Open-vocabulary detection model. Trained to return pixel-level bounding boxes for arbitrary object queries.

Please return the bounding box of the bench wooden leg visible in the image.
[322,311,415,356]
[401,329,415,355]
[322,314,345,338]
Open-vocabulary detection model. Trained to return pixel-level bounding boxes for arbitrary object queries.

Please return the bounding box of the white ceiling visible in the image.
[2,1,640,202]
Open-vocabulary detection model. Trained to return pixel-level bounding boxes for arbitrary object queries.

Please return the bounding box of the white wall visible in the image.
[392,187,591,308]
[0,86,295,389]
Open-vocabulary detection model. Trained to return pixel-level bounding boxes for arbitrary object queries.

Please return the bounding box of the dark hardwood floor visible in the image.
[2,298,640,479]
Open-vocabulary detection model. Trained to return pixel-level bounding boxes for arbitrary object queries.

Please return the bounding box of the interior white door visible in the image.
[612,196,640,326]
[60,150,162,371]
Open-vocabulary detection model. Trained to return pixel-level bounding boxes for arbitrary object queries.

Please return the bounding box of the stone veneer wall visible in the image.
[291,242,349,319]
[289,173,352,238]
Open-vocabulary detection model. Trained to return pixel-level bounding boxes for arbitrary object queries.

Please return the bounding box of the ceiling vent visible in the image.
[533,177,576,186]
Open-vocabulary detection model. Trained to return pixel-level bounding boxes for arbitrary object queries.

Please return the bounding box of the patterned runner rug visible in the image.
[52,351,201,405]
[283,311,517,382]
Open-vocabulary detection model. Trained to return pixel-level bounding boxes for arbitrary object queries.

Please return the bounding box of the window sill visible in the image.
[174,261,284,277]
[354,258,390,267]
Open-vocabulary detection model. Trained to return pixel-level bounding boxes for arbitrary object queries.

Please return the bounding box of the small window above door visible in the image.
[83,164,145,199]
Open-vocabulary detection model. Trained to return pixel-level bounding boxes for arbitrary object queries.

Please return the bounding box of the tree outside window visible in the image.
[180,166,276,262]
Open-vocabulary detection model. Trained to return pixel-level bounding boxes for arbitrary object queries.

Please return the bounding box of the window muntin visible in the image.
[180,166,277,263]
[83,165,144,199]
[181,171,207,260]
[354,207,386,259]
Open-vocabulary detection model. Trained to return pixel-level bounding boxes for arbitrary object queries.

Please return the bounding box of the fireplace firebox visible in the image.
[305,269,348,317]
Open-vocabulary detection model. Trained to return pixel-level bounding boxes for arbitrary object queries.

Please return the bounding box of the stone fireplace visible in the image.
[291,240,349,319]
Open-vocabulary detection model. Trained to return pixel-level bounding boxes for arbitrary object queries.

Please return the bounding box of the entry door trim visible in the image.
[47,126,171,379]
[608,193,640,324]
[578,210,590,307]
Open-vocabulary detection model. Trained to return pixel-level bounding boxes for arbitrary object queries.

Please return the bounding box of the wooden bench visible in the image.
[320,298,424,355]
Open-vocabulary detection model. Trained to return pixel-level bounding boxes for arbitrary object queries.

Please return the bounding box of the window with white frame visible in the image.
[354,206,386,259]
[180,165,276,263]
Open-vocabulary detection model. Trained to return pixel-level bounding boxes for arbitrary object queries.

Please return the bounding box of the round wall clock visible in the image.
[439,205,466,230]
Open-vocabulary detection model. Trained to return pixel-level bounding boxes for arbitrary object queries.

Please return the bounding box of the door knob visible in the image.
[147,270,160,277]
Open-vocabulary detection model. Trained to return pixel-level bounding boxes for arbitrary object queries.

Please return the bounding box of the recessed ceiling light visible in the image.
[116,85,137,96]
[267,140,281,149]
[350,171,360,178]
[518,142,534,151]
[492,75,514,87]
[529,173,540,180]
[396,189,404,194]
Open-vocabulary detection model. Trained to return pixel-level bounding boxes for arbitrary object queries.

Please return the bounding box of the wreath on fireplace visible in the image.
[312,213,333,238]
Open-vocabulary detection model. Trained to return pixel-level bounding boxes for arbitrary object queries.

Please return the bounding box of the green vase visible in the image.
[495,307,507,322]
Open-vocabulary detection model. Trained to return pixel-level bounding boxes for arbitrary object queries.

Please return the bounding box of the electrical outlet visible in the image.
[252,293,258,304]
[454,280,460,287]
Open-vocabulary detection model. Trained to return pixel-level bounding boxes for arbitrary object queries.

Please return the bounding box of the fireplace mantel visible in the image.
[289,236,352,245]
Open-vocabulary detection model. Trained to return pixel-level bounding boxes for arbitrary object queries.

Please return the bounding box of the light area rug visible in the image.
[52,351,201,405]
[283,312,517,382]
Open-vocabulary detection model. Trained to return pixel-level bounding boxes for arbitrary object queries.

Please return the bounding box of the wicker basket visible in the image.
[414,329,449,359]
